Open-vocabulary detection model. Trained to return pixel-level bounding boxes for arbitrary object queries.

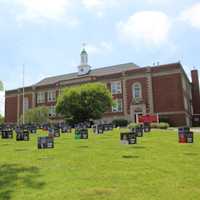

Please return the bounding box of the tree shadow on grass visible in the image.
[122,155,139,159]
[0,164,45,200]
[78,146,89,149]
[131,146,146,149]
[15,148,28,152]
[184,152,198,156]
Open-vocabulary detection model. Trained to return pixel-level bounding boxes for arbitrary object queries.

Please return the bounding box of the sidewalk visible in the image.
[191,128,200,133]
[168,127,200,133]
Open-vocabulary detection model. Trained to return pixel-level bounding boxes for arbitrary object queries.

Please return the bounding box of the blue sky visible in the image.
[0,0,200,115]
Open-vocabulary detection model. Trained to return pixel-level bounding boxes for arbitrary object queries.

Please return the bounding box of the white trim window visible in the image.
[47,90,56,102]
[111,81,122,94]
[132,83,142,98]
[112,99,123,112]
[37,92,45,104]
[48,106,56,117]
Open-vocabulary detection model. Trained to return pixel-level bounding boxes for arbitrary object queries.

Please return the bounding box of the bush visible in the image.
[128,123,140,129]
[112,119,129,127]
[159,116,170,124]
[150,123,169,129]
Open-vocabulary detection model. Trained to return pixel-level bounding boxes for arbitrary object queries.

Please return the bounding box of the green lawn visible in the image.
[0,129,200,200]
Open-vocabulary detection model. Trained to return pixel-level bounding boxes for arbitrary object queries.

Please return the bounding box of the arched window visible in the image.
[132,83,142,98]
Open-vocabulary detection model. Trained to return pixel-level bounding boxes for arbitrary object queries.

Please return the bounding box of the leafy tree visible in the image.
[56,83,113,123]
[0,114,4,124]
[0,80,3,91]
[20,106,49,124]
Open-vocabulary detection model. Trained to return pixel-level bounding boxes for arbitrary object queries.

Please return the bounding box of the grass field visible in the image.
[0,129,200,200]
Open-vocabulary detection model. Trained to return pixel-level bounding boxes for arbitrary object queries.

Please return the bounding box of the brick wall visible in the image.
[152,73,184,113]
[160,114,186,127]
[191,70,200,114]
[5,96,18,123]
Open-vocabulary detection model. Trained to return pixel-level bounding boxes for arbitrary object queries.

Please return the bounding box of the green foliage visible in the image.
[128,123,140,129]
[159,116,170,124]
[20,106,49,124]
[112,119,129,127]
[150,122,170,129]
[0,114,4,124]
[56,83,113,123]
[0,80,3,91]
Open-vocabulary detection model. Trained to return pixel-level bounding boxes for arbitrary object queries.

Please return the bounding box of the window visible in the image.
[132,83,142,98]
[47,91,56,102]
[111,81,122,94]
[49,106,56,117]
[112,99,123,112]
[37,92,45,104]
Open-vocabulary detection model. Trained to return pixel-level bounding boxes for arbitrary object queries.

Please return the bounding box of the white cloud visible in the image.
[180,3,200,29]
[16,0,78,25]
[86,41,113,55]
[81,0,130,17]
[82,0,106,17]
[117,11,171,46]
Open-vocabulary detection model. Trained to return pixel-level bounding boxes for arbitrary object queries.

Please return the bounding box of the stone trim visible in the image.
[146,68,154,114]
[158,111,187,115]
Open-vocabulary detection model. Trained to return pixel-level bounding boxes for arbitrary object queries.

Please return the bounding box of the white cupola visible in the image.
[78,44,91,75]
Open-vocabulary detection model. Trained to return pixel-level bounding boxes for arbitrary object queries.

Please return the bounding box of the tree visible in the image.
[20,106,49,124]
[0,114,4,124]
[56,83,113,123]
[0,80,3,91]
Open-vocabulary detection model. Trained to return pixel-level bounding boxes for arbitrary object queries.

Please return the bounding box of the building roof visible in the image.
[35,62,139,87]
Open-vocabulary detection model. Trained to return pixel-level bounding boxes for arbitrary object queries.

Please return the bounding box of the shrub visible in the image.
[150,122,169,129]
[128,123,140,129]
[159,116,170,124]
[112,119,129,127]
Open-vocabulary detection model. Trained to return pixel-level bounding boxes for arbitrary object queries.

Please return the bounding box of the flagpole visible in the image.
[22,64,25,125]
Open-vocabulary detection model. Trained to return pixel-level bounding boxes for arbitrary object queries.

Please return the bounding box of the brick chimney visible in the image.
[191,69,200,114]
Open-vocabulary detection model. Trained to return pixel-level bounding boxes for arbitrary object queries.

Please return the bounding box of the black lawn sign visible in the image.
[178,127,193,144]
[48,128,60,138]
[42,124,49,131]
[143,123,151,132]
[103,124,113,131]
[135,126,144,137]
[16,130,30,141]
[1,129,13,139]
[120,132,137,145]
[93,125,104,134]
[75,129,88,140]
[61,126,71,133]
[38,137,54,149]
[187,132,194,143]
[28,125,37,134]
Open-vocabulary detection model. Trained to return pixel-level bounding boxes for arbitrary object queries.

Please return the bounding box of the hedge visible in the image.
[150,122,169,129]
[112,119,129,127]
[128,123,140,129]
